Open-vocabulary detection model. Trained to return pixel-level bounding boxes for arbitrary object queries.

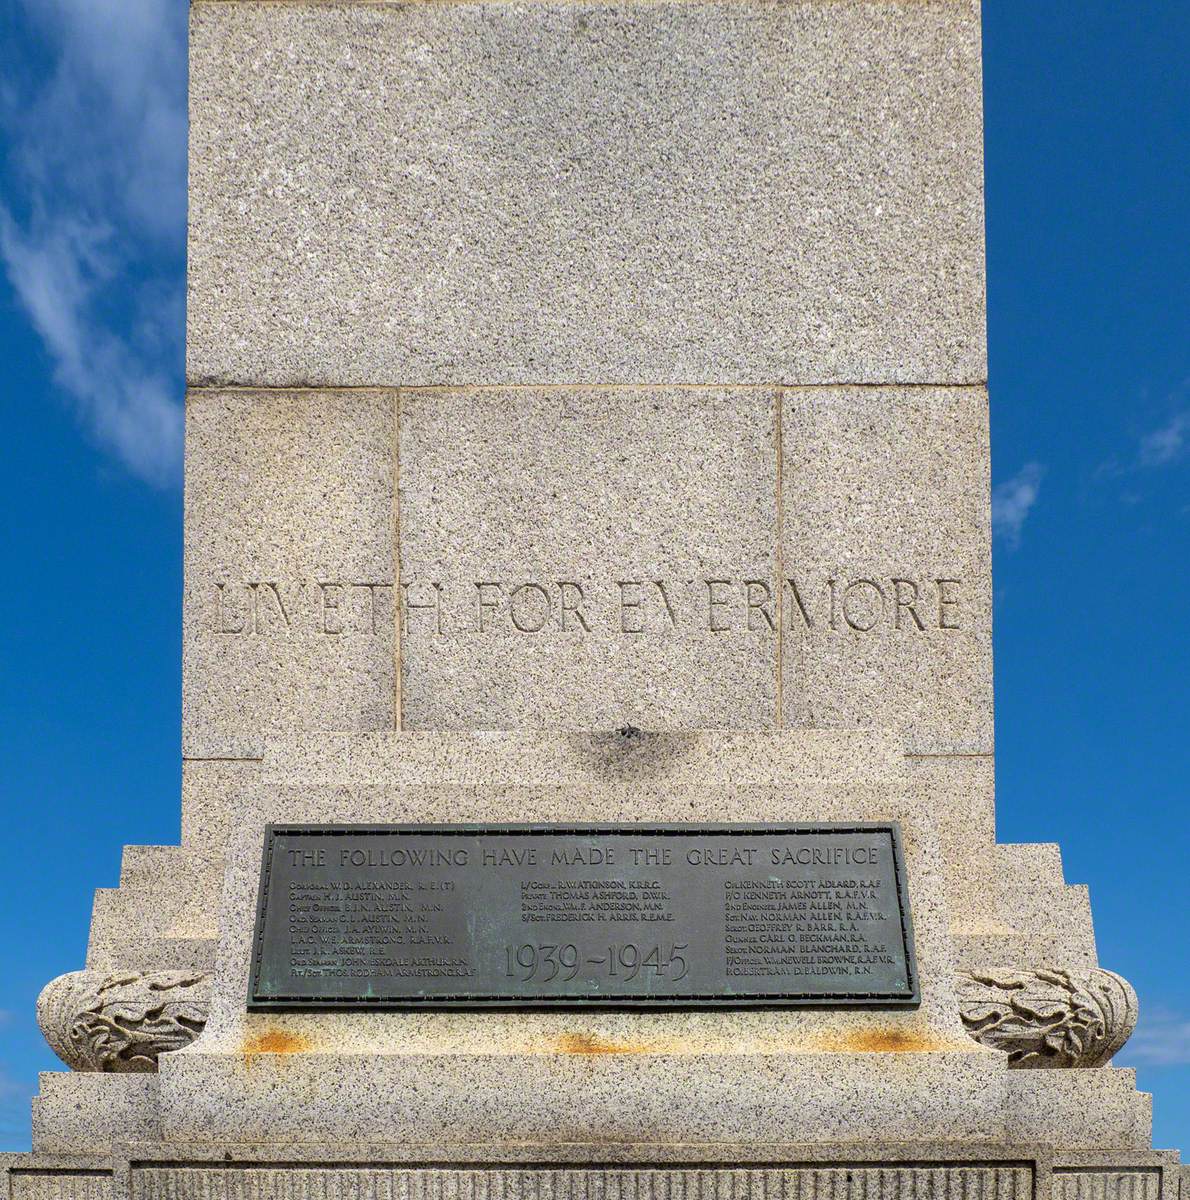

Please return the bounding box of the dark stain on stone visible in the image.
[567,729,696,781]
[816,1027,944,1053]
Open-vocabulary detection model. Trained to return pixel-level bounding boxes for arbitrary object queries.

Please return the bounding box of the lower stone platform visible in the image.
[4,1144,1184,1200]
[9,732,1173,1199]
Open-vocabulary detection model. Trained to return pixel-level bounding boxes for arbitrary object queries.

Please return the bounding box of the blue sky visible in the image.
[1,0,1187,1156]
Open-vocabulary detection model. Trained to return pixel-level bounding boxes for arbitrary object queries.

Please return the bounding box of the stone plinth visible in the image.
[78,729,1130,1154]
[163,730,999,1146]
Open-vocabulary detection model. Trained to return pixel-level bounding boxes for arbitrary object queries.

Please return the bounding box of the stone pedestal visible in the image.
[11,730,1162,1195]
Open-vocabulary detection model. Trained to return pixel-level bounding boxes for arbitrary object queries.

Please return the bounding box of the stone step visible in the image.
[954,930,1098,972]
[994,843,1068,888]
[31,1073,159,1155]
[117,845,187,889]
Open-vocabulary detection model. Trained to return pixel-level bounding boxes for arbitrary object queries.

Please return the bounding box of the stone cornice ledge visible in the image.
[37,965,1138,1072]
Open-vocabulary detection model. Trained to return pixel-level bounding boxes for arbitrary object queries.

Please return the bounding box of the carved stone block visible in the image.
[398,387,779,730]
[957,968,1138,1068]
[183,389,396,757]
[781,388,992,754]
[37,971,210,1073]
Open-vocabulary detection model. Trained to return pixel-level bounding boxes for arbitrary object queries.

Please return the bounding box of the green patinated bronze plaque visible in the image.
[248,823,917,1010]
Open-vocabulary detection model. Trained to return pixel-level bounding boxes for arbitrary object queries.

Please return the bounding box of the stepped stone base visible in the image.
[15,731,1160,1182]
[5,1146,1185,1200]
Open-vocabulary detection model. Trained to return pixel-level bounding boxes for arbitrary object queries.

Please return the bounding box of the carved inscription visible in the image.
[411,577,963,635]
[209,576,964,637]
[212,581,393,636]
[249,825,917,1009]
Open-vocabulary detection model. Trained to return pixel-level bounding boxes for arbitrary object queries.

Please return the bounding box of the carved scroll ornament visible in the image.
[37,969,211,1072]
[956,967,1138,1068]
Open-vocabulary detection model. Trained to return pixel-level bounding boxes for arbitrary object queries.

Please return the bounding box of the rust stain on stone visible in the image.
[554,1032,644,1055]
[811,1026,943,1053]
[242,1028,313,1064]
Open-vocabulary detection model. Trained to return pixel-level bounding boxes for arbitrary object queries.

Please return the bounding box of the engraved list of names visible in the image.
[248,824,918,1009]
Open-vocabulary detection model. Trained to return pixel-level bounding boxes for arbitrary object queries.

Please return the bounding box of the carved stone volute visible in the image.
[37,969,211,1072]
[956,967,1138,1068]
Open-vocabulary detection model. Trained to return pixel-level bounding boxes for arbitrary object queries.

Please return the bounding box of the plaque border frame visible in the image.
[247,822,919,1011]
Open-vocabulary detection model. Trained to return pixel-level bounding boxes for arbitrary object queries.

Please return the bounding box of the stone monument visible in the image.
[4,0,1184,1198]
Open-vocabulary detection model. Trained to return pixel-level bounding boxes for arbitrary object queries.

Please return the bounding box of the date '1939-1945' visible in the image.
[505,942,689,983]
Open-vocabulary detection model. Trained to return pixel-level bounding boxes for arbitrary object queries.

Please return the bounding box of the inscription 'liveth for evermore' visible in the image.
[248,825,918,1009]
[212,574,965,638]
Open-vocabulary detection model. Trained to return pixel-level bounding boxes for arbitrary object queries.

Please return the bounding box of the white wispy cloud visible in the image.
[1117,1005,1190,1068]
[1098,381,1190,485]
[0,0,186,487]
[1138,411,1190,468]
[991,462,1044,548]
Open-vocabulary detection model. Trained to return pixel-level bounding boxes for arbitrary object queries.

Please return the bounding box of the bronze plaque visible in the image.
[248,823,917,1009]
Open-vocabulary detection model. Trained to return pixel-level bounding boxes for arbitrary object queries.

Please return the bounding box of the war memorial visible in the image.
[4,0,1185,1197]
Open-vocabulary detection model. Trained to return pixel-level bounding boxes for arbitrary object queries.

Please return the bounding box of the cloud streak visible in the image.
[1138,411,1190,468]
[1117,1006,1190,1068]
[0,0,186,487]
[992,462,1044,548]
